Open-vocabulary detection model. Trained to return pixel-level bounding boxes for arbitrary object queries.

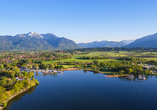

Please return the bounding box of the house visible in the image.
[7,78,11,80]
[16,77,24,80]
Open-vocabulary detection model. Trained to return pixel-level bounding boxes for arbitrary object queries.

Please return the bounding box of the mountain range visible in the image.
[126,33,157,48]
[77,40,135,48]
[0,32,79,50]
[77,41,127,48]
[121,40,135,44]
[78,32,157,48]
[0,32,157,50]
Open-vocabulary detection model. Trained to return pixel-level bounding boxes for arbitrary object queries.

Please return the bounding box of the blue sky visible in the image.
[0,0,157,43]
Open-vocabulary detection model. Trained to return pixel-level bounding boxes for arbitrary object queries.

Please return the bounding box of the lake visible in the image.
[4,70,157,110]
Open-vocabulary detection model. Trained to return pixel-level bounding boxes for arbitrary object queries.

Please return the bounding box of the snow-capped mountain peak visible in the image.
[15,31,43,38]
[28,31,43,38]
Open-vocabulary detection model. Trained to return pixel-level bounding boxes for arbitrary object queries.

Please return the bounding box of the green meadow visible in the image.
[43,51,157,64]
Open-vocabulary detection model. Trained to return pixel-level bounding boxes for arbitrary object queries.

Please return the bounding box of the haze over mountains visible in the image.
[0,32,157,50]
[77,41,127,48]
[77,40,135,48]
[78,33,157,48]
[121,40,135,44]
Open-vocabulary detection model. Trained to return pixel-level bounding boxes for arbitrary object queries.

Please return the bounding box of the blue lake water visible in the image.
[4,70,157,110]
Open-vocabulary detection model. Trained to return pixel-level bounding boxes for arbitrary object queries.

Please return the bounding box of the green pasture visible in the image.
[43,58,118,64]
[144,58,157,61]
[99,69,118,74]
[43,51,157,64]
[61,65,75,68]
[76,51,129,58]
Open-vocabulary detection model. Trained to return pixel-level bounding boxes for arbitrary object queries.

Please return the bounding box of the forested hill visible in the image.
[0,32,79,50]
[126,33,157,48]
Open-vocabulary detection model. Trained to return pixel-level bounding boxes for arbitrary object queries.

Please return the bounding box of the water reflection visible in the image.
[118,74,149,81]
[4,70,157,110]
[86,70,151,81]
[83,70,87,73]
[35,70,155,82]
[4,85,38,110]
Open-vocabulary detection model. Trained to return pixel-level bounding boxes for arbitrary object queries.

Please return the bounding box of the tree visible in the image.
[49,64,54,70]
[54,63,57,68]
[27,58,32,63]
[22,71,27,77]
[0,86,5,93]
[14,83,20,93]
[18,82,24,89]
[5,91,12,98]
[0,93,7,103]
[14,68,20,74]
[10,89,15,95]
[136,67,143,74]
[28,65,32,69]
[11,71,15,78]
[125,68,133,74]
[35,64,39,70]
[0,64,3,70]
[93,60,99,65]
[0,77,7,86]
[27,72,34,79]
[3,102,7,107]
[45,64,49,70]
[143,69,149,75]
[83,64,87,68]
[22,80,29,88]
[119,70,125,75]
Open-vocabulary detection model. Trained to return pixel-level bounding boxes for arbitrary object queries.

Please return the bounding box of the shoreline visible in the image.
[105,74,129,77]
[0,84,37,110]
[84,69,103,73]
[35,68,82,75]
[64,68,115,74]
[63,68,82,71]
[36,68,133,77]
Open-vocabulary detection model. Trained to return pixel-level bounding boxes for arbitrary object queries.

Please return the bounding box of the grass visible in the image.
[144,58,157,61]
[61,65,75,68]
[43,51,157,64]
[43,58,119,64]
[99,69,118,74]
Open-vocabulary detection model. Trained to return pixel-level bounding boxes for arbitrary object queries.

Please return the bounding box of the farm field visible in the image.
[43,51,157,64]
